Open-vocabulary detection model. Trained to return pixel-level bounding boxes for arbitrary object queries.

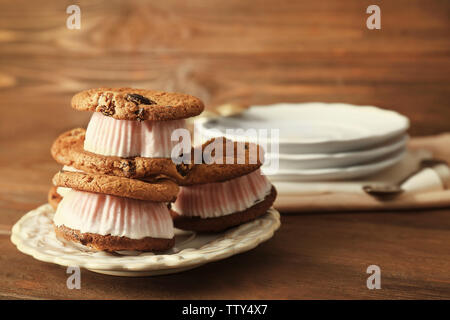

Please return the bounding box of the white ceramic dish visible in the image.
[263,135,408,170]
[11,204,281,277]
[265,149,406,181]
[196,102,409,154]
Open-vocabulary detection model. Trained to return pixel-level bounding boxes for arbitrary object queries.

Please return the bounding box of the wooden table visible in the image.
[0,0,449,299]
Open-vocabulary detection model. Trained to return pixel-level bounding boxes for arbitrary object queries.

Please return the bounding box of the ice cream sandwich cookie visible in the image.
[52,170,178,252]
[54,190,175,252]
[52,87,204,180]
[171,138,276,232]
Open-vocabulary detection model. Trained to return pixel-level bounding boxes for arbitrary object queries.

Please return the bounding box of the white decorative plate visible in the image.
[11,204,281,277]
[266,149,405,181]
[196,102,409,154]
[263,135,408,170]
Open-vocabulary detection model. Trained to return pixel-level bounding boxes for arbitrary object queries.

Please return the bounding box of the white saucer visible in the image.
[11,204,281,277]
[196,102,409,154]
[264,135,408,170]
[266,150,406,181]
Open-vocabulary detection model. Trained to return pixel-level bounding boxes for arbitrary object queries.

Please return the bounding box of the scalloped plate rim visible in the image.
[11,204,281,274]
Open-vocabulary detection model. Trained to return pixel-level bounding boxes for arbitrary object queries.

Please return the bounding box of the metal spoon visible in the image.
[363,158,448,198]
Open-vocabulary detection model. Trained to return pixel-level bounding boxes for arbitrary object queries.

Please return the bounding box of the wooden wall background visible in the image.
[0,0,449,136]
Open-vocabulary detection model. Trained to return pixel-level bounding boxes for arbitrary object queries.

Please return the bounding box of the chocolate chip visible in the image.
[134,108,147,121]
[120,159,136,177]
[98,93,115,116]
[176,163,192,177]
[100,104,115,116]
[125,93,155,105]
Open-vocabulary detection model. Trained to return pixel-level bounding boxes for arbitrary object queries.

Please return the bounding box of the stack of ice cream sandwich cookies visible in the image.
[49,88,203,252]
[49,87,277,253]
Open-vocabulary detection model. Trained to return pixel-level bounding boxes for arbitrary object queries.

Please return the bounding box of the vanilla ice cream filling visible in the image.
[172,169,272,219]
[54,189,174,239]
[84,112,185,158]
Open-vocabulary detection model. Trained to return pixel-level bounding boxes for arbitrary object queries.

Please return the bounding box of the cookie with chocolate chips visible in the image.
[52,170,179,202]
[71,87,204,121]
[180,137,265,186]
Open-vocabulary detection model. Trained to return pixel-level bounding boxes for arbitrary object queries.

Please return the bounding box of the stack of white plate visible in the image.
[195,103,410,181]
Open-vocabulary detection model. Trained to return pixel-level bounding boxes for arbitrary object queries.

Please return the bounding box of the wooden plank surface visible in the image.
[0,0,449,299]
